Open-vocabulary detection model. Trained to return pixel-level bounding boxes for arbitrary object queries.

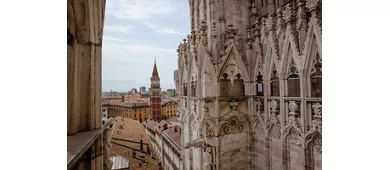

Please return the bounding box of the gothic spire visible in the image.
[152,57,159,78]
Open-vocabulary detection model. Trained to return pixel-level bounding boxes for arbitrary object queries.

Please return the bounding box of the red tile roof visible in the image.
[163,126,182,146]
[113,117,149,144]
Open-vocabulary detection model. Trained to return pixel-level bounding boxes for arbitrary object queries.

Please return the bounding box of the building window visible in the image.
[311,53,322,98]
[286,59,300,97]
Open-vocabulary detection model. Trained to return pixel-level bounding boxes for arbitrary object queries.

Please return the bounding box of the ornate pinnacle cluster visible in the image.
[283,3,296,24]
[265,13,276,31]
[225,25,238,45]
[246,26,253,48]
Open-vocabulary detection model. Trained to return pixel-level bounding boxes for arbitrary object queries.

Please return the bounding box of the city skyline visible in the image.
[102,0,190,92]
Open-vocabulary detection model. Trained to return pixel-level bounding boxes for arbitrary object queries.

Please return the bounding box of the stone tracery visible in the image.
[177,1,322,169]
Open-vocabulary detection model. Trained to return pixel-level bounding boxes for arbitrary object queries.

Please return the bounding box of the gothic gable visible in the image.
[217,45,250,83]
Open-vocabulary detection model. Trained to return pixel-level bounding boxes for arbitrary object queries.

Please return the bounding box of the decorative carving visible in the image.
[270,100,279,112]
[296,0,308,30]
[287,58,299,76]
[211,22,217,39]
[311,52,322,75]
[221,59,242,86]
[229,100,239,111]
[283,3,296,24]
[312,102,322,129]
[307,0,322,29]
[276,8,285,33]
[202,100,209,117]
[220,116,245,135]
[250,2,258,25]
[260,18,267,42]
[270,125,281,139]
[246,26,253,49]
[266,13,276,31]
[225,25,238,45]
[286,128,301,145]
[198,20,208,45]
[201,122,214,138]
[253,20,261,41]
[202,145,216,170]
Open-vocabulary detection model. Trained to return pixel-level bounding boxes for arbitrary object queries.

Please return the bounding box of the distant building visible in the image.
[161,100,178,119]
[144,117,182,170]
[105,100,150,123]
[166,89,177,97]
[131,88,138,94]
[140,86,147,94]
[149,58,162,121]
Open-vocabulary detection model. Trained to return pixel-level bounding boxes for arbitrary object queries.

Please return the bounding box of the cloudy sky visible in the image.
[102,0,190,92]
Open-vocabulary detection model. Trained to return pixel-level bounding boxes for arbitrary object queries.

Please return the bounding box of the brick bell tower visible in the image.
[149,57,162,121]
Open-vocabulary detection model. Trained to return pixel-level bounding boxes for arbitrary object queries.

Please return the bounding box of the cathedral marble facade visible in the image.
[177,0,322,170]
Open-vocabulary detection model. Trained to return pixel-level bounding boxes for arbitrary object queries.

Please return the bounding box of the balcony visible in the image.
[67,118,115,170]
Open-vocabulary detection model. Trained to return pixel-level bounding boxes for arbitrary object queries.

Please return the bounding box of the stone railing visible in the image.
[67,117,116,170]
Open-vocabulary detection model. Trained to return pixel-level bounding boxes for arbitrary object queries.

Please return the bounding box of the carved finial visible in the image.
[297,0,308,30]
[306,0,321,12]
[312,102,322,118]
[246,26,253,48]
[255,99,263,112]
[276,8,285,30]
[270,100,279,112]
[283,3,296,24]
[229,100,239,111]
[225,25,238,45]
[254,20,261,40]
[266,13,276,31]
[211,22,217,39]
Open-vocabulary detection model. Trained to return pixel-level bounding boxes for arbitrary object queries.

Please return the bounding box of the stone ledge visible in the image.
[67,118,114,169]
[67,129,103,169]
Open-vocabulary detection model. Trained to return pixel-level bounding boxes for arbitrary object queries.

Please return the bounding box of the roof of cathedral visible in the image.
[151,58,159,78]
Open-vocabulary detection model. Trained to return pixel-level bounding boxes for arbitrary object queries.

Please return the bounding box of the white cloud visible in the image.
[144,21,157,29]
[144,21,185,35]
[158,28,185,35]
[104,25,133,33]
[108,0,178,20]
[103,41,176,61]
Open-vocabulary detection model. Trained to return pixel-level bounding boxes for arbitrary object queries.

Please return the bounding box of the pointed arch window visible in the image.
[183,83,188,96]
[191,79,197,97]
[220,73,245,97]
[286,59,301,97]
[311,53,322,98]
[220,73,230,97]
[270,68,280,96]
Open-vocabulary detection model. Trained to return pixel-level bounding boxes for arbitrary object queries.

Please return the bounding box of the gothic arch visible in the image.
[302,23,322,77]
[265,40,282,81]
[189,52,199,97]
[189,113,199,141]
[304,130,322,170]
[197,42,216,97]
[217,45,250,83]
[281,37,302,78]
[252,42,266,81]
